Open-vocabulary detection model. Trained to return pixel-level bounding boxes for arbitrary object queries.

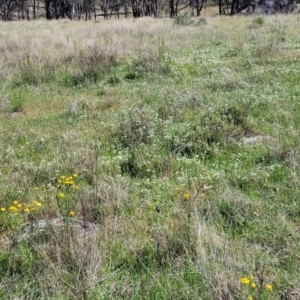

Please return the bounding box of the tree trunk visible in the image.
[33,0,36,19]
[169,0,175,17]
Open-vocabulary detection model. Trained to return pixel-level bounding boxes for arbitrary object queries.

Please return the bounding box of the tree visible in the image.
[218,0,295,14]
[0,0,30,20]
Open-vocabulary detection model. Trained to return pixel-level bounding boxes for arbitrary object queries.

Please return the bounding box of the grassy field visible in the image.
[0,14,300,300]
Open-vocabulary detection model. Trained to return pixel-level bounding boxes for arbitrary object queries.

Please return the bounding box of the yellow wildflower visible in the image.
[175,187,180,191]
[64,180,74,185]
[200,193,205,198]
[13,200,18,205]
[265,284,273,291]
[9,206,18,211]
[247,296,253,300]
[17,204,22,208]
[249,275,255,280]
[240,277,250,284]
[33,200,42,207]
[1,207,6,212]
[69,211,75,217]
[60,176,66,179]
[183,192,191,199]
[58,193,64,199]
[251,282,256,288]
[73,174,78,178]
[24,208,30,213]
[34,187,39,191]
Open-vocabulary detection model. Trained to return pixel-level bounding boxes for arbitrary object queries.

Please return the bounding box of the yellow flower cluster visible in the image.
[240,275,273,299]
[56,174,79,218]
[1,199,42,215]
[240,275,257,287]
[57,174,78,189]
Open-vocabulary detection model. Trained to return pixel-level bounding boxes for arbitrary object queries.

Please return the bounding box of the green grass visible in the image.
[0,15,300,299]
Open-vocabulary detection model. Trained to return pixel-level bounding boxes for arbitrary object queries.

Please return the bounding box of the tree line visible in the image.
[0,0,297,21]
